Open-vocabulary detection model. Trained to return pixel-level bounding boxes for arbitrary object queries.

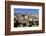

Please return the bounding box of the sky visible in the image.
[14,8,39,15]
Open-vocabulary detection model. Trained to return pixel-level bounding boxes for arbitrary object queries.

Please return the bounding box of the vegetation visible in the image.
[14,14,39,27]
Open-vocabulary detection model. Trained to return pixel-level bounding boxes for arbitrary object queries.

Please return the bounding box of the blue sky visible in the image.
[14,8,39,15]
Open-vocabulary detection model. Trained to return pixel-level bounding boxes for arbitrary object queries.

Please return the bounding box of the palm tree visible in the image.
[31,15,35,25]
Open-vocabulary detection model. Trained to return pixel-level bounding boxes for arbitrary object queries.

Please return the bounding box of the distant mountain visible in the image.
[14,13,39,16]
